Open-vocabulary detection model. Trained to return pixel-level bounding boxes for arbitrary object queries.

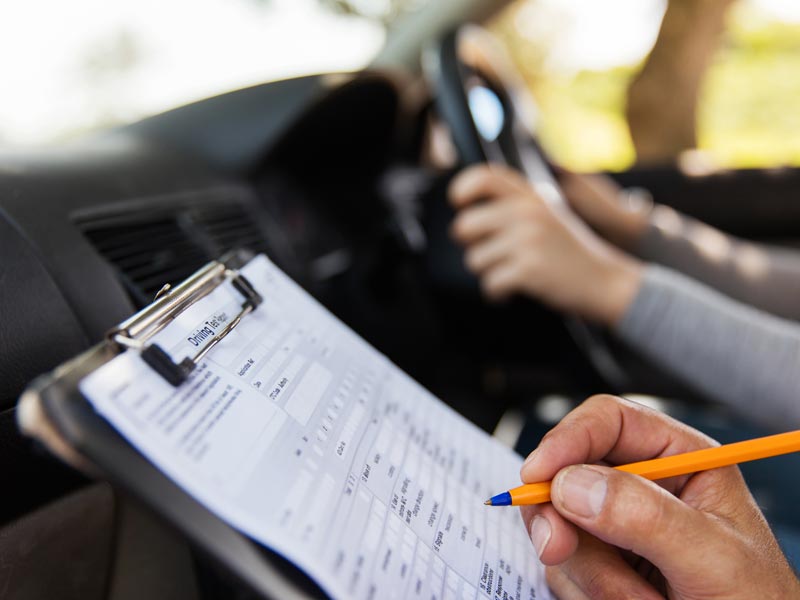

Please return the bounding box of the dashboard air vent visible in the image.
[78,194,272,307]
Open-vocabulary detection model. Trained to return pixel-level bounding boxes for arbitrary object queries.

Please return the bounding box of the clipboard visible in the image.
[17,250,327,600]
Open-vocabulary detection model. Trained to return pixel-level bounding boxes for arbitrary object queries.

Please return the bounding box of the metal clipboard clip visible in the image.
[107,259,263,386]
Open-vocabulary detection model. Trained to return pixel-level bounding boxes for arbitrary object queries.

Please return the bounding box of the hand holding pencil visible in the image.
[486,426,800,506]
[514,394,800,600]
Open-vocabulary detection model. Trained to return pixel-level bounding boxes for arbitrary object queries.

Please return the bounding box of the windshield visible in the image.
[0,0,392,148]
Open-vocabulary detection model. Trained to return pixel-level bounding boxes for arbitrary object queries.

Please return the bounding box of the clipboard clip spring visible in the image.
[108,261,263,387]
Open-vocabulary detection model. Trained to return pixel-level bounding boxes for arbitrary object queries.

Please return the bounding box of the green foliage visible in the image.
[534,68,638,172]
[699,19,800,167]
[493,6,800,171]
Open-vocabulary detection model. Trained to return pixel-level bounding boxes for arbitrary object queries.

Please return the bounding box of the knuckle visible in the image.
[464,249,482,272]
[508,261,528,282]
[447,179,464,203]
[601,474,671,544]
[481,275,502,297]
[515,201,538,219]
[519,255,540,276]
[463,163,490,180]
[582,567,618,599]
[488,162,514,180]
[536,427,561,452]
[452,215,474,239]
[468,165,499,190]
[485,273,515,299]
[583,394,623,411]
[516,225,539,245]
[546,418,591,452]
[450,217,466,238]
[640,488,670,539]
[481,163,501,176]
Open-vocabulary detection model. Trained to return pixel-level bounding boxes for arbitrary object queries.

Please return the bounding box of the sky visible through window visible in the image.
[0,0,385,146]
[1,0,798,164]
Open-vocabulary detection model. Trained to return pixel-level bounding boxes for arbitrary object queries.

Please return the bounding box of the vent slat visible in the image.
[78,201,270,308]
[124,251,209,281]
[96,235,199,261]
[109,237,204,263]
[84,222,181,248]
[197,211,267,253]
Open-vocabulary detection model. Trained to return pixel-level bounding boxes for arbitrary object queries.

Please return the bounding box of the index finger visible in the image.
[448,163,531,208]
[521,394,719,495]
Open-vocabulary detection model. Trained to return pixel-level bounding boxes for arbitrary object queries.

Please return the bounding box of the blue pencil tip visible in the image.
[485,491,512,506]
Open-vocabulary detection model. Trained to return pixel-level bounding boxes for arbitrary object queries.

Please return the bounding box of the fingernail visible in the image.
[555,466,607,518]
[529,516,551,558]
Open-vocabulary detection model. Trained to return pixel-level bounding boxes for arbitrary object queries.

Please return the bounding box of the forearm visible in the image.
[636,206,800,321]
[615,265,800,430]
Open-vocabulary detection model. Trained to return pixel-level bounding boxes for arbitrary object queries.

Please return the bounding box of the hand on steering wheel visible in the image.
[426,23,637,389]
[448,163,642,326]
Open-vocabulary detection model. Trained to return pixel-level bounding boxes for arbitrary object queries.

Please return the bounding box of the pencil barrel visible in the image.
[509,482,552,505]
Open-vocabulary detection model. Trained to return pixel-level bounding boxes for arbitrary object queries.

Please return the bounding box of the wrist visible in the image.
[592,252,643,327]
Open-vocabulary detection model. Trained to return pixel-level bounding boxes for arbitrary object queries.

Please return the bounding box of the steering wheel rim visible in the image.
[424,24,631,392]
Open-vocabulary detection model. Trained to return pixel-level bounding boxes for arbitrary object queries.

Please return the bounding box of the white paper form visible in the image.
[80,255,551,600]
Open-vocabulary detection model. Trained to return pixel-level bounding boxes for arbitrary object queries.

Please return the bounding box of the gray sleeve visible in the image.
[615,265,800,430]
[637,208,800,322]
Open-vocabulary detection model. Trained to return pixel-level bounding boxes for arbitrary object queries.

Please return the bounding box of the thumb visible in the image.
[550,465,723,582]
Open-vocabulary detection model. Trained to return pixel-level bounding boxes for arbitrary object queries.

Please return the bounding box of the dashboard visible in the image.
[0,70,593,525]
[0,74,402,397]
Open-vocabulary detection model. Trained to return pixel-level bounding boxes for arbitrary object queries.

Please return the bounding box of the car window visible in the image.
[491,0,800,171]
[0,0,395,148]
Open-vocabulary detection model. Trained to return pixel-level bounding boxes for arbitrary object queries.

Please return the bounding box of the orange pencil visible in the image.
[485,429,800,506]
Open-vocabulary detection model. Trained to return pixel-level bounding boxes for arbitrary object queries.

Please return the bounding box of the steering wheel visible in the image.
[424,24,631,391]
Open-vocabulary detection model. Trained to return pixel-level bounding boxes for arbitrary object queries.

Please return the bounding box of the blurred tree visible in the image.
[627,0,736,164]
[491,0,800,170]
